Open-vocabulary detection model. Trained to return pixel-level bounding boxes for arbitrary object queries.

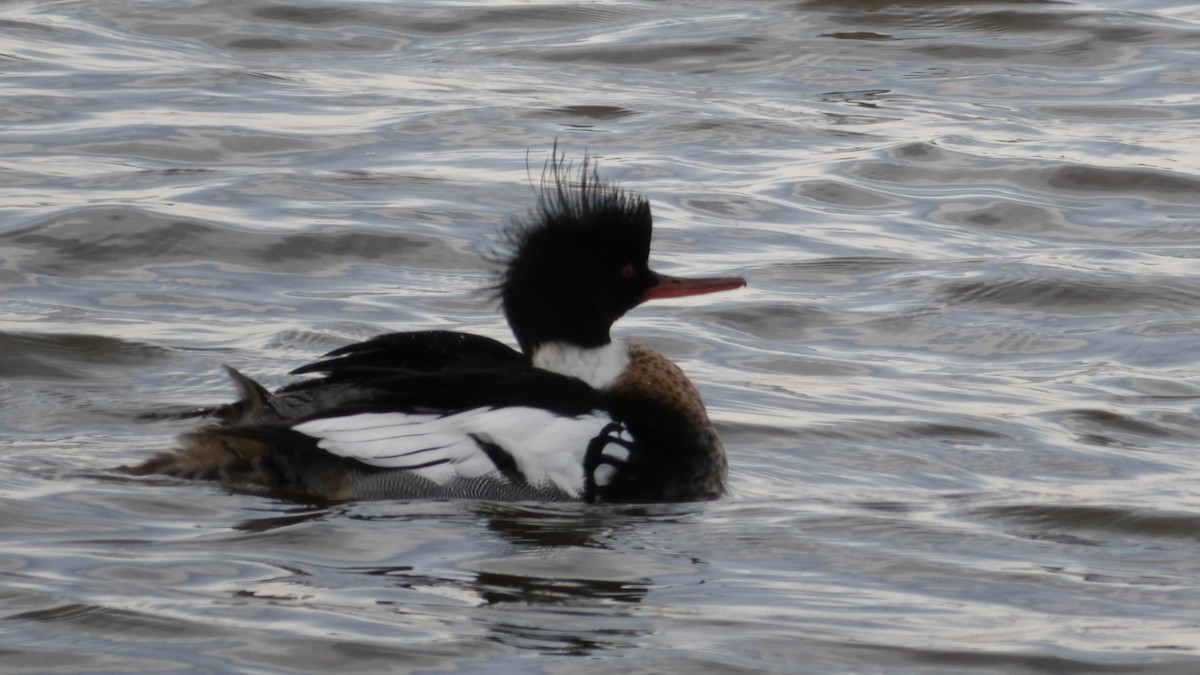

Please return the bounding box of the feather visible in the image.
[294,407,619,497]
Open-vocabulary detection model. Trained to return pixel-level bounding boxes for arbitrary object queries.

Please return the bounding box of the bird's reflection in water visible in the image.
[225,498,706,655]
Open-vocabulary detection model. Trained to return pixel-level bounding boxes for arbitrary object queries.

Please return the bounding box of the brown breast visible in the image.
[608,343,706,417]
[606,342,726,485]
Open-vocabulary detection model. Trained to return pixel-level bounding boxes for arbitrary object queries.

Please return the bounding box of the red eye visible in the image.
[620,263,635,280]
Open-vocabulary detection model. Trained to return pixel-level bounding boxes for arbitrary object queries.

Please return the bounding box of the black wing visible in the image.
[228,330,599,424]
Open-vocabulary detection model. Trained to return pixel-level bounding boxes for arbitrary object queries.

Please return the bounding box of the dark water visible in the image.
[4,0,1200,671]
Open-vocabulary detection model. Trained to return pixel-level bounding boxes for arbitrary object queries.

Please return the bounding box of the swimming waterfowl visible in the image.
[126,154,745,503]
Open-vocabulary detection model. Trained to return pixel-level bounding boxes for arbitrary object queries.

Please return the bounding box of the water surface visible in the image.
[3,0,1200,671]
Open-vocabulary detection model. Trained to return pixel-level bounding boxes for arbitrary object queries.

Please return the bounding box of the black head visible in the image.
[498,152,746,356]
[500,154,657,354]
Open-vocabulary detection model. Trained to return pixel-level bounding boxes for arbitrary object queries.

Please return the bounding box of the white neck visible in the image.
[532,340,629,390]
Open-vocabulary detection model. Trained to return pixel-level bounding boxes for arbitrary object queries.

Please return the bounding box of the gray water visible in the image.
[3,0,1200,672]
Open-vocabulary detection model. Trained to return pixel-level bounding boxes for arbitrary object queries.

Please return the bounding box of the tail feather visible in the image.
[121,366,359,496]
[214,366,280,425]
[119,425,356,498]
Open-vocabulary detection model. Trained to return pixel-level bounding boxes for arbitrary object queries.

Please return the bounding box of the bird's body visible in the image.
[126,154,744,503]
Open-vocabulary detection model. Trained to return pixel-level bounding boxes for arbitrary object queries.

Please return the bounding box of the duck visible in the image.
[125,153,745,503]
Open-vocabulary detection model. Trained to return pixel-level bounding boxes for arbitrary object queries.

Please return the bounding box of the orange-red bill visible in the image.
[640,272,746,303]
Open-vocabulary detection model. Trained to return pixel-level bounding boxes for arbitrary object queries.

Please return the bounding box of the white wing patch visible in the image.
[293,407,616,497]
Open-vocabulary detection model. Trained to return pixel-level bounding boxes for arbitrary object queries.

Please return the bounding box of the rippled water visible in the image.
[4,0,1200,671]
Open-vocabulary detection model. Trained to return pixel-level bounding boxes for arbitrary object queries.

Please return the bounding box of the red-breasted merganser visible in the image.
[126,154,745,503]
